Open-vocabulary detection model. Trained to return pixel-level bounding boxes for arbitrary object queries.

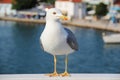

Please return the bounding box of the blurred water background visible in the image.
[0,21,120,74]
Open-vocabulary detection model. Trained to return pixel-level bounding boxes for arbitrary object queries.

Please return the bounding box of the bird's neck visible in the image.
[44,20,64,33]
[46,19,60,24]
[46,20,62,28]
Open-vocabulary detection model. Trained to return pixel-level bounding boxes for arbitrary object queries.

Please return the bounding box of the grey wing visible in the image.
[40,39,44,51]
[64,28,79,51]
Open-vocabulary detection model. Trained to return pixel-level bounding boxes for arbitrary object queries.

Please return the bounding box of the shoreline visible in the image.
[0,17,46,24]
[0,17,120,33]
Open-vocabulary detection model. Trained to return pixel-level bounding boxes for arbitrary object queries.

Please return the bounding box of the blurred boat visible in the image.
[103,32,120,44]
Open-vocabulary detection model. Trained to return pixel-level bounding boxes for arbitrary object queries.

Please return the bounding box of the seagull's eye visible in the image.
[53,12,56,15]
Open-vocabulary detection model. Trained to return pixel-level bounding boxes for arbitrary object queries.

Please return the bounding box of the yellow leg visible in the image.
[60,55,70,77]
[45,55,59,77]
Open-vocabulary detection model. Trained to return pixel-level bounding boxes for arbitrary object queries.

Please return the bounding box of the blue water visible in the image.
[0,21,120,74]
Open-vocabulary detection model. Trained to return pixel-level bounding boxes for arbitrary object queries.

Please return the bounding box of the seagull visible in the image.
[40,8,78,77]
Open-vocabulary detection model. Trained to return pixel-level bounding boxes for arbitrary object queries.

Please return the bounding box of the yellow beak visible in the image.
[60,16,68,20]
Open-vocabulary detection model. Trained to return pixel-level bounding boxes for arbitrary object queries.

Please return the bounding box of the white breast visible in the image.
[40,22,74,55]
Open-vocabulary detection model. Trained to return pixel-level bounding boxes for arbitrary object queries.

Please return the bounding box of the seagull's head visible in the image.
[46,8,68,21]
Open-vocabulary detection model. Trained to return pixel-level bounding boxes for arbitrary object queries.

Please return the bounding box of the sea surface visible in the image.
[0,21,120,74]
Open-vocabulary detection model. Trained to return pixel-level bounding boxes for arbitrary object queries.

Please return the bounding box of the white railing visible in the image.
[0,74,120,80]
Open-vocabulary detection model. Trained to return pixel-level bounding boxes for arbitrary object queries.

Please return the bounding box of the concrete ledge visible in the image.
[0,74,120,80]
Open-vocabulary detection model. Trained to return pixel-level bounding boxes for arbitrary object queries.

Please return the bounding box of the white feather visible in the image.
[40,8,74,55]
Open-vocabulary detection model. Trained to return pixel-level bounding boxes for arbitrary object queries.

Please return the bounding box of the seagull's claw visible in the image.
[60,71,70,77]
[45,72,59,77]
